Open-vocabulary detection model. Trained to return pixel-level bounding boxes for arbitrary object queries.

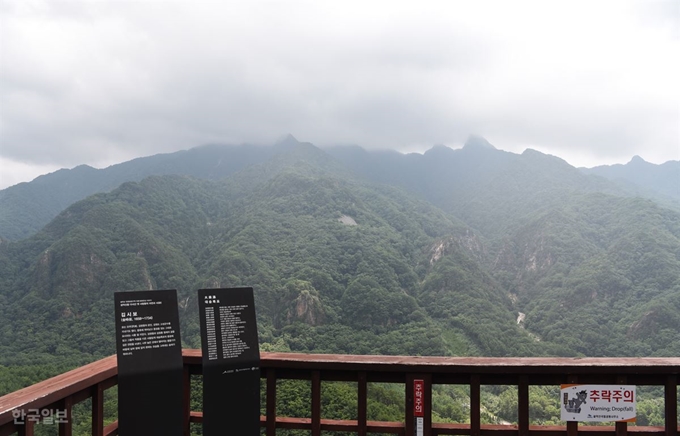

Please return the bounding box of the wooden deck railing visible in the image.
[0,350,678,435]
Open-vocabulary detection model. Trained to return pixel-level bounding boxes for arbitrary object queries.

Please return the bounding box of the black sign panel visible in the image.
[114,290,183,436]
[198,288,260,436]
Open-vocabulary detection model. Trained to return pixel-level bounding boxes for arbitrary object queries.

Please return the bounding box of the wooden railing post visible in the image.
[566,375,578,436]
[405,375,414,435]
[91,384,104,436]
[423,374,432,436]
[358,371,367,436]
[666,374,678,436]
[266,369,276,436]
[17,418,34,436]
[59,396,73,436]
[311,370,321,436]
[615,376,627,436]
[518,375,529,436]
[470,375,481,436]
[182,366,191,436]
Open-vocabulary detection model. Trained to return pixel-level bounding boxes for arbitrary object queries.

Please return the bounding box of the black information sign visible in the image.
[114,290,183,436]
[198,287,260,436]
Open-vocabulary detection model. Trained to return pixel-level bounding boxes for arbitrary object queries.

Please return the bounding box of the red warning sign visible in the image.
[414,379,424,417]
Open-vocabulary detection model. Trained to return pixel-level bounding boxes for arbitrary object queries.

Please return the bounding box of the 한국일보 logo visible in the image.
[560,384,636,423]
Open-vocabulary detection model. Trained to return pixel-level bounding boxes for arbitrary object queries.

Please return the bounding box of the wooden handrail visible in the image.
[0,350,678,436]
[0,355,118,436]
[0,356,118,426]
[186,350,680,374]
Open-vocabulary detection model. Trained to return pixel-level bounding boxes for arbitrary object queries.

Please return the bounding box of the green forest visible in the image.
[0,138,678,433]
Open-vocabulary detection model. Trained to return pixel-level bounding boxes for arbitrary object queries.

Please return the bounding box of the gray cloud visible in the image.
[0,0,678,188]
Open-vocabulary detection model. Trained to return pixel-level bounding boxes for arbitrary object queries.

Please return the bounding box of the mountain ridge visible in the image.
[2,136,677,241]
[1,141,678,364]
[582,155,680,205]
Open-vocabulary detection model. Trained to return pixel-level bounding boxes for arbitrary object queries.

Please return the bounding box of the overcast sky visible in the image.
[1,0,678,189]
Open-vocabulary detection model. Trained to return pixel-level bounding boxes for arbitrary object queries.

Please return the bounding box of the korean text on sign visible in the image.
[560,384,636,423]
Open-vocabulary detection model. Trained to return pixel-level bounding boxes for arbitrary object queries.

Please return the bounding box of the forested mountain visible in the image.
[0,136,300,240]
[582,156,680,206]
[0,143,538,394]
[495,194,680,356]
[1,138,678,430]
[326,137,677,238]
[1,139,679,371]
[2,135,677,241]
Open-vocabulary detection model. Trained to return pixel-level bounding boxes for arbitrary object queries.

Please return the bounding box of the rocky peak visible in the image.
[629,155,646,165]
[463,135,496,151]
[429,230,485,265]
[274,134,301,151]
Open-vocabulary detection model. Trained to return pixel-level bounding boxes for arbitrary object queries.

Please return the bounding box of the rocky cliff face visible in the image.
[429,230,486,266]
[281,280,325,327]
[288,289,324,326]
